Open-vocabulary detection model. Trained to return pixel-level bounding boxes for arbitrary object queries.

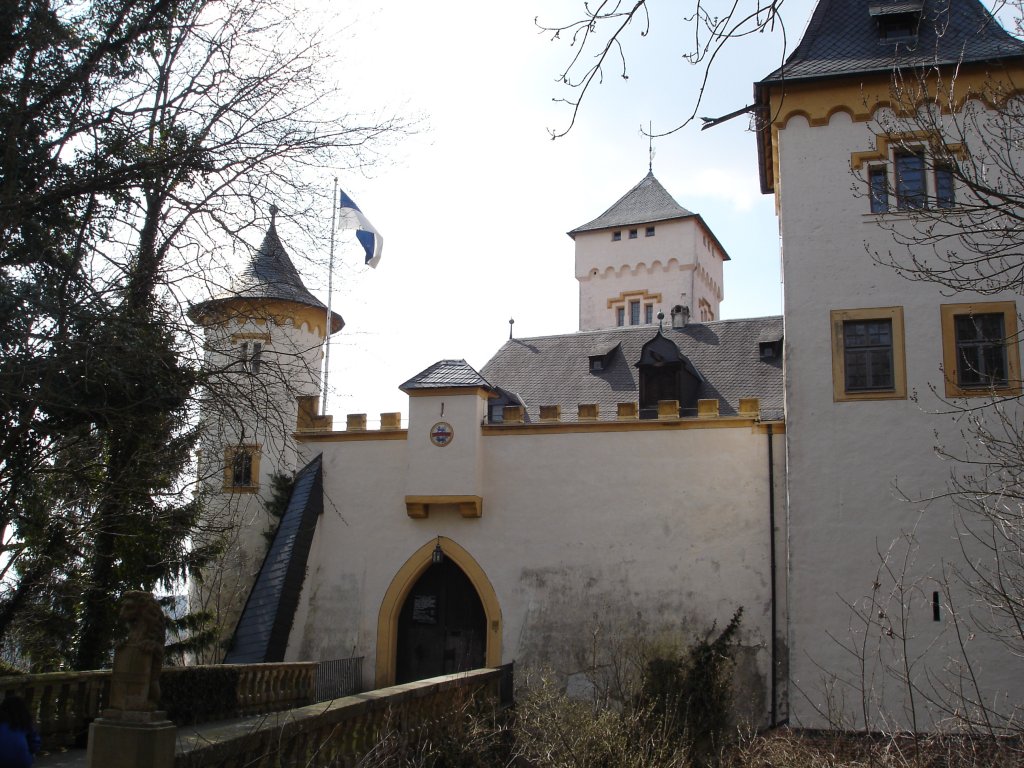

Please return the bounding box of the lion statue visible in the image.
[107,591,166,713]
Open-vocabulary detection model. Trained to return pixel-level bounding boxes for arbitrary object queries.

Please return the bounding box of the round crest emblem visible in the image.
[429,421,454,447]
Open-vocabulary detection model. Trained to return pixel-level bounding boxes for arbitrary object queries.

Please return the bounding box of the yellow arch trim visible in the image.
[374,537,502,687]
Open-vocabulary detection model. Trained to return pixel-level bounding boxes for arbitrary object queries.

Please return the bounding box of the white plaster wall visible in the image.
[404,392,486,498]
[286,422,786,726]
[778,108,1024,730]
[576,219,725,330]
[192,310,328,655]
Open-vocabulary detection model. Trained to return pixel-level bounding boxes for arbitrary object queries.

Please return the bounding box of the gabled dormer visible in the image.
[569,172,729,332]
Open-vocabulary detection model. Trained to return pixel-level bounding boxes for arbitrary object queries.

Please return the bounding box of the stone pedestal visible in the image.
[86,711,176,768]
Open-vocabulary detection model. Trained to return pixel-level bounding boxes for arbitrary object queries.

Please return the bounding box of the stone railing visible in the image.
[220,661,317,717]
[0,660,330,750]
[175,666,510,768]
[0,669,110,750]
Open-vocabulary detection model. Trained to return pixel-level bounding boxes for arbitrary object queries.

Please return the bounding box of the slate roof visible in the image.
[400,359,493,392]
[224,455,324,664]
[569,171,696,235]
[190,219,344,333]
[761,0,1024,83]
[481,316,784,421]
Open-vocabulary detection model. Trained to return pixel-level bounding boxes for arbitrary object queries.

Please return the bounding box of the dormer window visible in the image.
[758,329,783,361]
[588,341,620,374]
[486,387,523,424]
[869,2,922,42]
[635,333,703,418]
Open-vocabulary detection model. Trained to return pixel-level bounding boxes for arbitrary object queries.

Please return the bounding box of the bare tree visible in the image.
[0,0,402,668]
[537,0,789,138]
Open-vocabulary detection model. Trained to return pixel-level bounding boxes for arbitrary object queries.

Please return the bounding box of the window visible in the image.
[842,320,893,391]
[869,166,889,213]
[239,341,263,374]
[644,304,654,324]
[612,231,622,241]
[223,445,261,492]
[630,300,641,325]
[855,137,963,213]
[940,302,1020,397]
[935,162,955,208]
[895,150,926,210]
[616,307,625,327]
[831,307,907,401]
[645,226,655,237]
[628,229,638,239]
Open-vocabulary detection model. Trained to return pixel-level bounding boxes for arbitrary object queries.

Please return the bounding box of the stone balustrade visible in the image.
[0,661,322,750]
[213,662,317,717]
[0,670,110,750]
[175,666,509,768]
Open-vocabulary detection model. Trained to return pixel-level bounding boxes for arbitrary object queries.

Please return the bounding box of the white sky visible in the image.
[282,0,818,424]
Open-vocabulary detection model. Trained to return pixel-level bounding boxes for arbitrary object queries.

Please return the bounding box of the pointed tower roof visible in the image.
[400,359,493,392]
[189,213,343,333]
[761,0,1024,84]
[569,171,695,236]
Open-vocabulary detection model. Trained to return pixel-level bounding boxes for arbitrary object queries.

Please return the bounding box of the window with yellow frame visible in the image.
[940,302,1021,398]
[223,444,261,493]
[830,307,907,402]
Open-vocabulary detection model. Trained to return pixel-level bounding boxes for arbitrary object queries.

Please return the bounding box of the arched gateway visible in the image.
[375,538,502,687]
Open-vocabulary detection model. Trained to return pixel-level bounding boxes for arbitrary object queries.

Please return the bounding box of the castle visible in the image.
[190,0,1024,731]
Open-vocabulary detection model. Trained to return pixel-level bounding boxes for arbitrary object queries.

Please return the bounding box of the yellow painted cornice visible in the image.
[402,387,493,399]
[295,430,408,442]
[482,416,777,436]
[758,62,1024,195]
[193,298,338,338]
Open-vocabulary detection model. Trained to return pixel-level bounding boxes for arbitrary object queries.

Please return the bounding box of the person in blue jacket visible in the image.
[0,696,38,768]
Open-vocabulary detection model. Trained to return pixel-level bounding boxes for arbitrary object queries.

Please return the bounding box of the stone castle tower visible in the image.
[187,209,342,656]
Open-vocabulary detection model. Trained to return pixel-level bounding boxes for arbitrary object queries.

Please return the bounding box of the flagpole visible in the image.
[322,177,338,417]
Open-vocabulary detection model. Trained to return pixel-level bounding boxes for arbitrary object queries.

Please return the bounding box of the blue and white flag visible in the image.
[338,189,383,268]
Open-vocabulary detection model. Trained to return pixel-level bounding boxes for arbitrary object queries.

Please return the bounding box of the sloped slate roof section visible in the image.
[224,455,324,664]
[570,171,695,235]
[480,316,784,421]
[400,359,493,391]
[761,0,1024,83]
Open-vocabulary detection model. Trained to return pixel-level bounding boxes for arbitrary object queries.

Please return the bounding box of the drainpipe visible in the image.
[767,422,778,727]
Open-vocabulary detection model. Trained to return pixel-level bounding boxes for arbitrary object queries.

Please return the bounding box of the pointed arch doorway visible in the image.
[375,537,502,687]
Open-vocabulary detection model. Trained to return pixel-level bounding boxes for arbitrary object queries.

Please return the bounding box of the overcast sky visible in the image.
[282,0,819,423]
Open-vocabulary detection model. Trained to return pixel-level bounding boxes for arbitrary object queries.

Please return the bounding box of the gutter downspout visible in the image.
[767,422,778,727]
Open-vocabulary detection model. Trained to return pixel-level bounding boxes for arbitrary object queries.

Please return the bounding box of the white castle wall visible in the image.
[778,105,1024,730]
[286,417,786,726]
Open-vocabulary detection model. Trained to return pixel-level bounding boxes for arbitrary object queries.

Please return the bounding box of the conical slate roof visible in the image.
[761,0,1024,84]
[400,359,493,392]
[569,171,695,236]
[189,216,343,333]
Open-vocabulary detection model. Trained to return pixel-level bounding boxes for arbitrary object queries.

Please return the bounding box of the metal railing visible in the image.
[314,656,363,702]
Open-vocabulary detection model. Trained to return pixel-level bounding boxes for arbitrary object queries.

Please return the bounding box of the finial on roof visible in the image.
[509,317,515,340]
[658,309,664,331]
[269,204,278,227]
[647,121,654,173]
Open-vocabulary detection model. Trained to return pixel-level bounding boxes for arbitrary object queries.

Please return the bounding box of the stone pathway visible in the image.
[35,715,266,768]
